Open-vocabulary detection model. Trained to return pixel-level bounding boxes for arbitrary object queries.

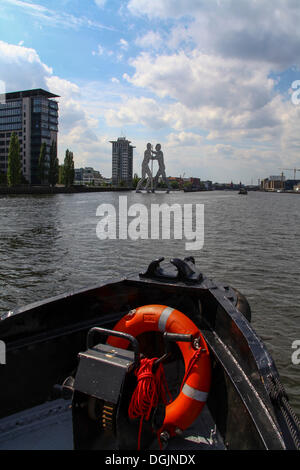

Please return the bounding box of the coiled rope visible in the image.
[128,357,172,450]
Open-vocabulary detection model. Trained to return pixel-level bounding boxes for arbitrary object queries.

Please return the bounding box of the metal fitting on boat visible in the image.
[174,427,183,436]
[125,309,136,319]
[160,430,170,444]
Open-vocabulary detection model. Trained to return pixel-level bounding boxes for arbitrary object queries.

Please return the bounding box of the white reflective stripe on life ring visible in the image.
[158,306,174,332]
[181,383,208,402]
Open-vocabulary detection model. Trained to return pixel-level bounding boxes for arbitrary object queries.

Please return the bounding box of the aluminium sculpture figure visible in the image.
[136,142,170,193]
[152,143,170,193]
[136,143,153,193]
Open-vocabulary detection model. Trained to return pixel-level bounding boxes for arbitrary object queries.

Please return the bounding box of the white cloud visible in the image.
[94,0,106,7]
[125,51,275,112]
[135,31,162,50]
[0,41,112,173]
[128,0,300,68]
[166,131,203,147]
[0,40,52,91]
[2,0,113,31]
[119,38,129,51]
[92,44,105,56]
[127,0,192,19]
[105,96,168,130]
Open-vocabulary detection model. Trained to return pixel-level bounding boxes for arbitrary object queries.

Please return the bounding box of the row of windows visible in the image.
[33,109,59,122]
[41,129,51,138]
[0,132,22,138]
[0,137,25,145]
[41,114,49,123]
[49,100,58,109]
[0,140,24,146]
[0,101,22,109]
[33,106,50,114]
[0,116,22,124]
[33,98,49,106]
[0,108,22,117]
[0,123,22,131]
[0,155,27,160]
[0,146,25,152]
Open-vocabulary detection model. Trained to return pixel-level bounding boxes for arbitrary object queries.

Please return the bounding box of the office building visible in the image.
[110,136,135,186]
[0,88,59,184]
[74,167,103,186]
[261,175,285,191]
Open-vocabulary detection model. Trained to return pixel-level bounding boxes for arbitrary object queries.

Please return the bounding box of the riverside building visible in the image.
[0,88,59,184]
[110,136,135,186]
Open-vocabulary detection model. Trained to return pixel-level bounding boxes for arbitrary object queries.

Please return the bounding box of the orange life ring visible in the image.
[107,304,211,437]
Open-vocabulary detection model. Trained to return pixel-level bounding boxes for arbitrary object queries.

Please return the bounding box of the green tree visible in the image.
[132,173,139,189]
[58,165,64,184]
[183,182,192,190]
[63,149,75,187]
[38,142,47,184]
[49,140,59,187]
[171,180,179,189]
[7,132,21,186]
[0,172,7,185]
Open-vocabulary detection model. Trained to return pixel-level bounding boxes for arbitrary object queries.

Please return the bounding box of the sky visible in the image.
[0,0,300,183]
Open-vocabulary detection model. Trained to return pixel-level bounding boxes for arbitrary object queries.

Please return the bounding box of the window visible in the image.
[0,124,21,131]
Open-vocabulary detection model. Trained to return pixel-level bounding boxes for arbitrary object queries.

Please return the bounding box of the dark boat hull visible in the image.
[0,259,299,450]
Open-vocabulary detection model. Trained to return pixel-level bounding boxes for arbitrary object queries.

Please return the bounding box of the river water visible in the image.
[0,190,299,416]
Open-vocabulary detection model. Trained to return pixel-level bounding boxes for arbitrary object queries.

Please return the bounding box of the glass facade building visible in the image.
[0,89,59,184]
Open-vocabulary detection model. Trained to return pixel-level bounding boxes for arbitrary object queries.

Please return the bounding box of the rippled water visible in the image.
[0,190,299,415]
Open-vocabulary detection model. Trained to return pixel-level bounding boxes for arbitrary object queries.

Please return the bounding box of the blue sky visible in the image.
[0,0,300,183]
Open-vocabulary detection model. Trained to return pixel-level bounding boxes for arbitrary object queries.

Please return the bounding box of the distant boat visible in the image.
[238,188,248,195]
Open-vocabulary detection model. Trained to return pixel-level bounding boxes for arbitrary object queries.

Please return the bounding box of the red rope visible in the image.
[128,357,172,450]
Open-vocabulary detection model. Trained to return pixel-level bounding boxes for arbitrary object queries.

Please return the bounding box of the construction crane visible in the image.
[179,173,185,189]
[280,168,300,180]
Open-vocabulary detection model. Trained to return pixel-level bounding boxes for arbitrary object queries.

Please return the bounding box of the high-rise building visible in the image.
[110,136,135,186]
[0,88,59,184]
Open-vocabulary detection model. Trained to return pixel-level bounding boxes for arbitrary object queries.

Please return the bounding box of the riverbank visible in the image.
[1,185,299,195]
[0,185,132,195]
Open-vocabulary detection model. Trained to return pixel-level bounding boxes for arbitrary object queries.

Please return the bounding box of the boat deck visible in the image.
[0,399,225,450]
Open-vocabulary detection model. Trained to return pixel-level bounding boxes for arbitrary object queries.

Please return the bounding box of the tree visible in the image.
[38,142,47,184]
[58,165,64,184]
[0,173,7,185]
[132,173,139,189]
[183,182,192,190]
[7,132,21,186]
[171,180,179,189]
[63,149,75,187]
[49,140,59,187]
